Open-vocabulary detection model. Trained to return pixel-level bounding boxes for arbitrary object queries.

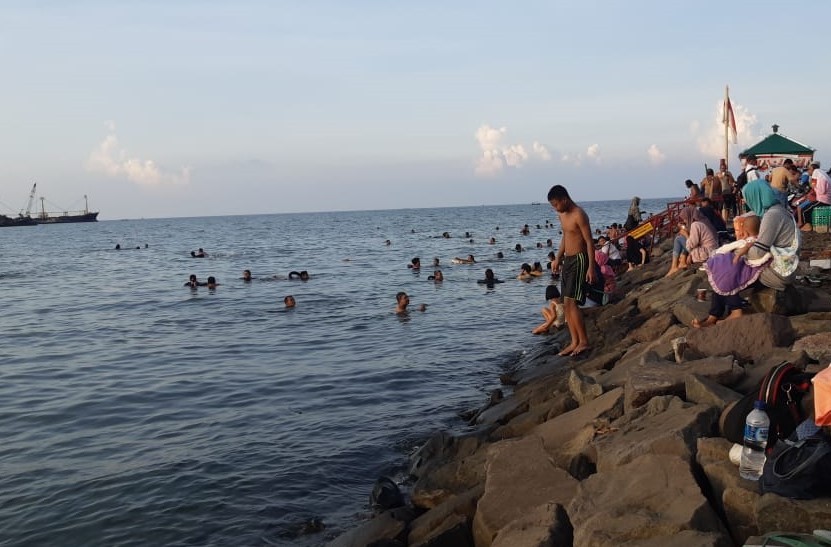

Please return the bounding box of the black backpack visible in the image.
[760,430,831,500]
[735,167,757,192]
[719,362,814,451]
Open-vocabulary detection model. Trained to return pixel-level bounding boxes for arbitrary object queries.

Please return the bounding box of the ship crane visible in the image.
[20,183,36,218]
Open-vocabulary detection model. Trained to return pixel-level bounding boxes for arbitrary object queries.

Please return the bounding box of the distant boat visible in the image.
[26,184,99,224]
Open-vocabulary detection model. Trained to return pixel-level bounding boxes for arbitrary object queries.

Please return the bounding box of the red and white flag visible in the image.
[723,97,737,144]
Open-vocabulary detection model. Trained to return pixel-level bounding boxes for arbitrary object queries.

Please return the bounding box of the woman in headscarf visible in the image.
[692,180,800,327]
[665,206,718,276]
[623,196,642,231]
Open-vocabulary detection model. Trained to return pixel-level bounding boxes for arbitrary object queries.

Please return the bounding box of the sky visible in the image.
[1,0,829,220]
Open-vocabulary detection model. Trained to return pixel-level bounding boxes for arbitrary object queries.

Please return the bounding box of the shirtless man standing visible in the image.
[548,185,596,357]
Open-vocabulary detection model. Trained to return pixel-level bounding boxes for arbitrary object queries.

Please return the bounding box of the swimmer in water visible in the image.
[385,239,391,246]
[432,257,440,267]
[489,237,496,244]
[206,276,219,289]
[515,244,523,252]
[395,291,410,314]
[184,274,199,288]
[478,268,504,285]
[284,295,296,308]
[288,270,310,281]
[427,270,444,282]
[517,263,534,280]
[496,251,504,259]
[115,244,121,250]
[191,248,207,258]
[451,254,475,264]
[531,262,544,276]
[408,257,421,270]
[241,269,253,282]
[395,292,426,314]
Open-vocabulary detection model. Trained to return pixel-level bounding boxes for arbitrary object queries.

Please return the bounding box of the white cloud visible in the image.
[695,100,759,158]
[474,124,549,176]
[586,143,600,161]
[647,144,666,165]
[86,124,191,186]
[533,141,551,161]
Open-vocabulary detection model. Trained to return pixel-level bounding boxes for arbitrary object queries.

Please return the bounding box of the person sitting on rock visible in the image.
[692,180,799,327]
[665,206,718,276]
[532,284,565,334]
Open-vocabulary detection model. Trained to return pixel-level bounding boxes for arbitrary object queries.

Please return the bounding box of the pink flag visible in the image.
[723,97,737,144]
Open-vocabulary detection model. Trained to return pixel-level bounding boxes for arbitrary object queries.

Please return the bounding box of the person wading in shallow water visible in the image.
[547,184,596,358]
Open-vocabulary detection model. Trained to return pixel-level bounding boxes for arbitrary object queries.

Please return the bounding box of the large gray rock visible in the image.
[696,437,760,544]
[472,436,578,547]
[326,507,413,547]
[747,284,803,315]
[795,286,831,312]
[568,369,603,406]
[411,447,488,509]
[408,485,483,547]
[533,387,624,464]
[685,313,795,361]
[627,311,677,343]
[473,397,529,427]
[792,332,831,364]
[410,513,473,547]
[637,273,700,314]
[733,349,810,395]
[491,392,576,440]
[567,454,729,546]
[490,503,572,547]
[624,353,740,410]
[685,374,742,410]
[789,311,831,338]
[755,494,831,534]
[593,398,718,472]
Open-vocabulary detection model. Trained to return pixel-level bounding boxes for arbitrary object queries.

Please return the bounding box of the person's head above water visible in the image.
[514,244,522,252]
[409,257,420,269]
[284,295,296,308]
[395,291,409,312]
[485,268,495,281]
[520,263,532,274]
[206,276,217,288]
[299,270,310,281]
[242,269,252,281]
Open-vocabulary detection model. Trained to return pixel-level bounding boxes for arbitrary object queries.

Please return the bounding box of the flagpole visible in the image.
[724,85,729,172]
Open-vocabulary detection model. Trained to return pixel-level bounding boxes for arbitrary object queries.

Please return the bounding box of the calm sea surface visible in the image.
[0,199,668,546]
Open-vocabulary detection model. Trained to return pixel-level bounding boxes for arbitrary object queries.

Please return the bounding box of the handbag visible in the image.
[760,430,831,500]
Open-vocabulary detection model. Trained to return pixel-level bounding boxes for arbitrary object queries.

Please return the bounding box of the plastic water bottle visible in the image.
[740,401,770,480]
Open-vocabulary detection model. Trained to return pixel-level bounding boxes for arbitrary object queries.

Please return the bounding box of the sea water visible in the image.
[0,199,668,546]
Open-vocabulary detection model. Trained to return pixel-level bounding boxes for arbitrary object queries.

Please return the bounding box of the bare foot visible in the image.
[725,309,744,320]
[691,316,717,328]
[558,343,577,356]
[570,345,591,357]
[664,268,678,278]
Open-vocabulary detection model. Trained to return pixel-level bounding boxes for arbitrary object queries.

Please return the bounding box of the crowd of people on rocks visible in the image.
[667,153,830,328]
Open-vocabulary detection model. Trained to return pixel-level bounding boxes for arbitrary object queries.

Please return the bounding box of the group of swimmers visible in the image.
[185,267,310,308]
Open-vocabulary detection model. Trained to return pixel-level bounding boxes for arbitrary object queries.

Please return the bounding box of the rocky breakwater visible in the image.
[327,231,831,547]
